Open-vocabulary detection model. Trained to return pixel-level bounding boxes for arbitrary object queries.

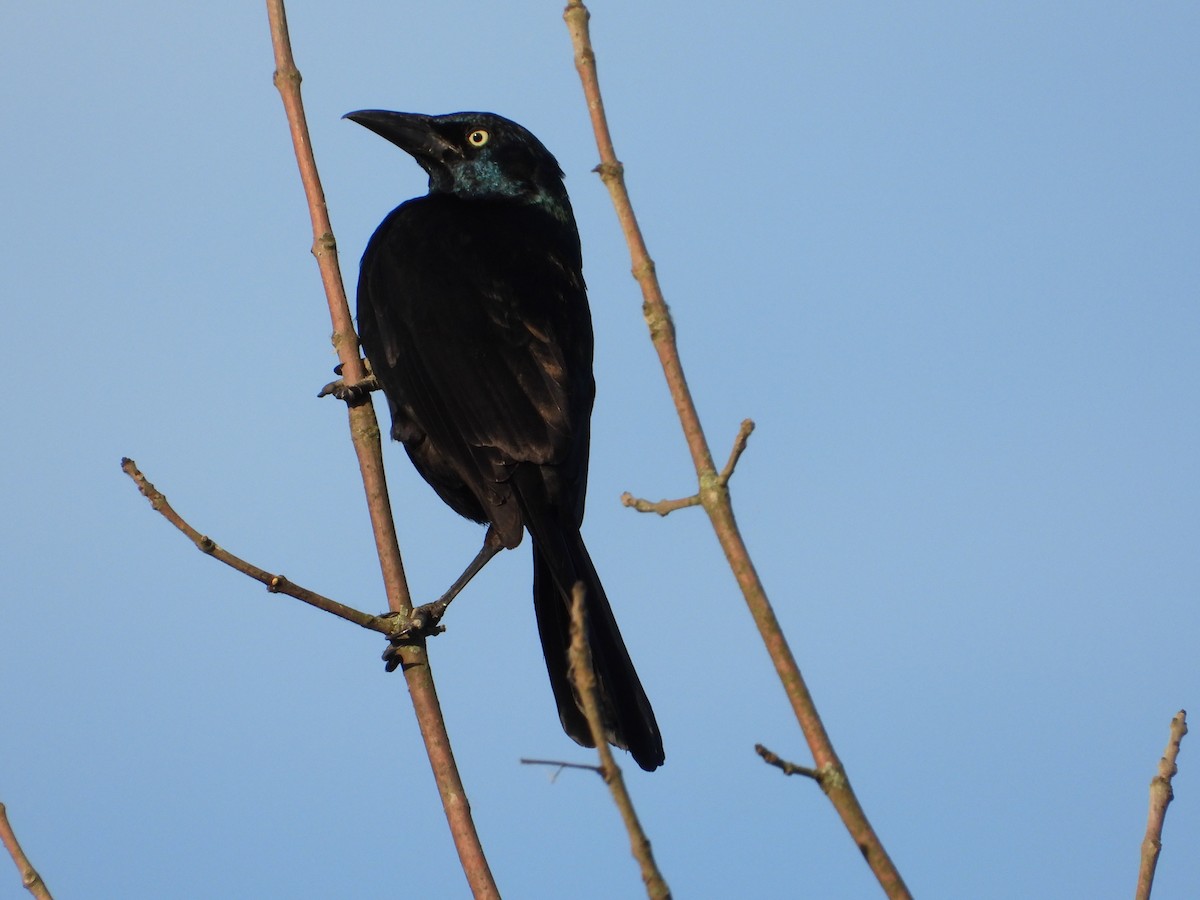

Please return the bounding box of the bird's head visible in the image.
[345,110,571,217]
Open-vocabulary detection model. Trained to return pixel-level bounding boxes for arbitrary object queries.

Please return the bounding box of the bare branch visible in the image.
[1136,710,1188,900]
[0,803,52,900]
[263,3,497,895]
[569,585,672,900]
[562,3,909,895]
[120,458,389,634]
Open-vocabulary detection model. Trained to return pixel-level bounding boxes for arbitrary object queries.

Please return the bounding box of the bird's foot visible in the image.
[380,598,451,672]
[317,360,378,402]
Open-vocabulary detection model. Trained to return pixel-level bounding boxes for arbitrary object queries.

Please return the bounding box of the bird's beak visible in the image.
[343,110,462,166]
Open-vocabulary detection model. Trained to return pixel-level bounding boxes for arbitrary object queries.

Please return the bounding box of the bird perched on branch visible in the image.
[342,109,664,771]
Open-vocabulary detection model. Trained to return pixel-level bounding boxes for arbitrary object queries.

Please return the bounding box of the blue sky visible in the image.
[2,2,1196,897]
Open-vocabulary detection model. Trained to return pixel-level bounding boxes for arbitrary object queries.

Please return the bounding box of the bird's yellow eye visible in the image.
[466,129,490,147]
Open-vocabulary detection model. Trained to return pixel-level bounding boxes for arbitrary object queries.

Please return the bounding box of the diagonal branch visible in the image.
[121,458,388,634]
[562,3,909,896]
[263,3,497,895]
[1135,710,1188,900]
[0,803,52,900]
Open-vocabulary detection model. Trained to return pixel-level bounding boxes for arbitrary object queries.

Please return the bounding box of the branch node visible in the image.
[641,296,673,343]
[312,231,337,259]
[271,65,300,91]
[818,763,848,793]
[592,160,624,183]
[697,470,726,509]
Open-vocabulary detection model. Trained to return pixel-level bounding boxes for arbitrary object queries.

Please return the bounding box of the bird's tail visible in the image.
[529,525,664,771]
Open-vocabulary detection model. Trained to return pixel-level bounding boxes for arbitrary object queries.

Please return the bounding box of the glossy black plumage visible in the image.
[347,110,663,771]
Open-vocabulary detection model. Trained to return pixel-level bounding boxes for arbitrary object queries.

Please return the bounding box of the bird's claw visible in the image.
[381,600,450,672]
[318,375,379,402]
[317,360,379,401]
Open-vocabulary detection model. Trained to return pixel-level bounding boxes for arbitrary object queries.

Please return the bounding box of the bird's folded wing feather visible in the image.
[358,198,592,473]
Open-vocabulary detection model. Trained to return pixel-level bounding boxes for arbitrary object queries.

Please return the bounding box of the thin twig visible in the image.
[569,585,671,900]
[1135,710,1188,900]
[520,758,605,777]
[0,803,52,900]
[619,491,700,517]
[719,419,756,483]
[121,458,390,634]
[755,744,823,782]
[263,3,497,895]
[562,4,909,896]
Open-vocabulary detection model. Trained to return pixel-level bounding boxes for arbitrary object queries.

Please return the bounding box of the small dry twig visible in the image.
[519,759,605,780]
[0,803,52,900]
[755,744,823,783]
[1135,710,1188,900]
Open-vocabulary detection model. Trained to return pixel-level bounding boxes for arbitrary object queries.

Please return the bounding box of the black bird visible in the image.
[344,109,664,771]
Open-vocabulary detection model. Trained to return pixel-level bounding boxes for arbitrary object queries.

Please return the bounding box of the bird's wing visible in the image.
[358,196,594,477]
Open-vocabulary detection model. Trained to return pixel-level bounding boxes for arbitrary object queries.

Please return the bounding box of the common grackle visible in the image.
[344,110,664,771]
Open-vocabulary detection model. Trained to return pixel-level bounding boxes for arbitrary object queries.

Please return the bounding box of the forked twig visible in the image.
[622,419,755,516]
